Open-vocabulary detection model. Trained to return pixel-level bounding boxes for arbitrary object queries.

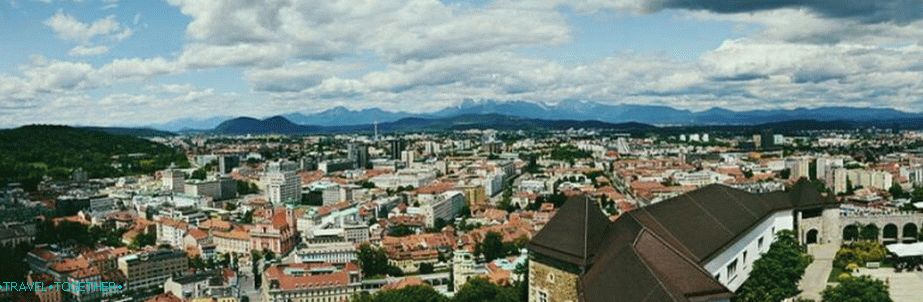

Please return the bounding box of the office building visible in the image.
[118,249,188,291]
[262,160,302,205]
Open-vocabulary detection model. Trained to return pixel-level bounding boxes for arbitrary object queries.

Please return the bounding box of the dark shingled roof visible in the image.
[530,180,830,302]
[528,195,610,267]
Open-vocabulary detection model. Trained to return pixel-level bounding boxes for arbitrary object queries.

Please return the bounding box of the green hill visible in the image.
[0,125,189,190]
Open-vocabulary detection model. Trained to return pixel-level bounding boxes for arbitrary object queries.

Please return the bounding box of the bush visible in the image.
[822,275,891,302]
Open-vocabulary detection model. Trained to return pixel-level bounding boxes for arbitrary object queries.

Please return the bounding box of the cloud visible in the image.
[585,0,923,24]
[44,12,130,44]
[166,0,569,64]
[68,45,109,56]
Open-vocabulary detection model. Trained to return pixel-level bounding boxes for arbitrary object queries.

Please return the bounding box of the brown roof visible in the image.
[530,181,831,302]
[528,195,610,267]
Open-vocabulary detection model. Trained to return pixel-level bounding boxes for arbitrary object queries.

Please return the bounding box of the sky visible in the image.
[1,0,923,127]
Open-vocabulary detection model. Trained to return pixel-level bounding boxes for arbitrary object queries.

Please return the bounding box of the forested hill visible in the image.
[0,125,189,190]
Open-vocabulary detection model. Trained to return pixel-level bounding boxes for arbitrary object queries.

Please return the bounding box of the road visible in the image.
[797,243,838,301]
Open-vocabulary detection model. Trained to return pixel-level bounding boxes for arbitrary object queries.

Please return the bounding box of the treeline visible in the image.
[0,125,188,190]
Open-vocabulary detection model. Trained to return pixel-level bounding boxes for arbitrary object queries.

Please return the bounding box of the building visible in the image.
[164,271,234,301]
[419,191,466,227]
[156,217,189,248]
[185,177,237,201]
[263,160,302,205]
[348,143,370,169]
[846,169,893,191]
[452,250,485,291]
[294,242,358,265]
[163,169,185,193]
[217,155,240,174]
[785,156,811,181]
[118,249,188,291]
[262,263,362,302]
[527,181,833,302]
[825,168,848,194]
[369,169,437,190]
[213,227,251,255]
[389,140,405,160]
[250,208,297,256]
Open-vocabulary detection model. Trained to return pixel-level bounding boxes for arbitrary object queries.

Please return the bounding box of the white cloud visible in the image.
[44,12,127,44]
[68,44,109,56]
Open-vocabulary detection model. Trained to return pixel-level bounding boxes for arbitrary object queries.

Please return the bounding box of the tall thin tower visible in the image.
[373,120,379,141]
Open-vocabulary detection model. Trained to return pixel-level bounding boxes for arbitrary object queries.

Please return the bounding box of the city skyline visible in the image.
[3,0,923,127]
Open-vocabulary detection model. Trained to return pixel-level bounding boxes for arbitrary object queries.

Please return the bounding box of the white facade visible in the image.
[704,211,794,292]
[162,169,185,193]
[295,242,358,264]
[369,169,437,189]
[262,160,302,205]
[420,190,466,227]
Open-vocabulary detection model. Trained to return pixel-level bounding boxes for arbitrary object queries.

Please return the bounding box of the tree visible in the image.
[237,180,259,195]
[889,183,909,199]
[419,262,434,274]
[189,168,207,180]
[130,231,156,249]
[821,275,891,302]
[453,278,519,302]
[478,232,505,262]
[354,285,449,302]
[389,225,416,237]
[735,230,812,302]
[860,224,880,241]
[251,250,263,288]
[358,244,398,277]
[189,256,206,270]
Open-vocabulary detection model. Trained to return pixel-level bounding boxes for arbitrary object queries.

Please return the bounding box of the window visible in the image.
[727,259,738,278]
[715,273,721,281]
[547,273,556,283]
[537,290,549,302]
[758,236,765,250]
[743,251,748,264]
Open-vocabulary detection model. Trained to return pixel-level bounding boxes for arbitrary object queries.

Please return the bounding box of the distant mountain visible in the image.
[156,100,922,129]
[372,113,656,132]
[81,126,176,137]
[434,100,920,125]
[207,113,656,135]
[147,116,232,132]
[283,106,417,126]
[692,106,920,124]
[212,116,322,135]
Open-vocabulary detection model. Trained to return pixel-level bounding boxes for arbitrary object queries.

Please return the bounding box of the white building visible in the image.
[162,169,185,193]
[419,190,466,227]
[369,169,437,189]
[294,242,358,265]
[262,160,302,205]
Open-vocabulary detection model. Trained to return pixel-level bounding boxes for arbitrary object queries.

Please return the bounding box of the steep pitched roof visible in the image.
[581,214,732,302]
[527,195,610,268]
[531,183,829,302]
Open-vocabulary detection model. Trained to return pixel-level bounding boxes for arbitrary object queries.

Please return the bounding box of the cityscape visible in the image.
[3,1,923,302]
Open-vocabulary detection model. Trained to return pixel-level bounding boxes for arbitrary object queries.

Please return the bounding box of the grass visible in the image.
[828,266,847,282]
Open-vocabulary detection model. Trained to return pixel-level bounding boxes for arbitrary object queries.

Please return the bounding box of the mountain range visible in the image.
[151,100,921,131]
[209,113,656,135]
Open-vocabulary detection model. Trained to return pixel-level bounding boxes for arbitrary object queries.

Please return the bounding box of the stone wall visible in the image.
[529,260,579,302]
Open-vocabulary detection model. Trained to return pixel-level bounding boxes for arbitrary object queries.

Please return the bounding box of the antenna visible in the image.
[374,120,379,141]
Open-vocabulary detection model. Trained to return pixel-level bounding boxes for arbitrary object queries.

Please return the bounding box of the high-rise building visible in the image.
[389,139,404,160]
[354,144,370,169]
[217,155,240,174]
[262,160,302,205]
[162,168,185,193]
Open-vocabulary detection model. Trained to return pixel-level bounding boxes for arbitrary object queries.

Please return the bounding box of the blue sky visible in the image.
[1,0,922,127]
